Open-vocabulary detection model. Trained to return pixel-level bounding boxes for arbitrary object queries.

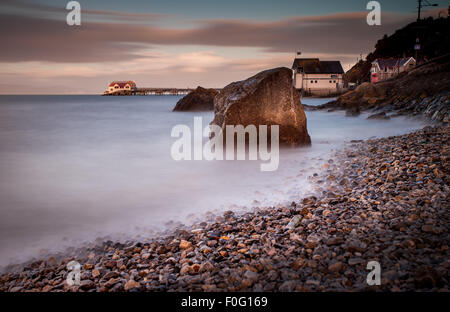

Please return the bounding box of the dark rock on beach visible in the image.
[211,67,311,146]
[173,86,218,111]
[367,112,390,120]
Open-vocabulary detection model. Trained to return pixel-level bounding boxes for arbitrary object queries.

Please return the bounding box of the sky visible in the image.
[0,0,448,94]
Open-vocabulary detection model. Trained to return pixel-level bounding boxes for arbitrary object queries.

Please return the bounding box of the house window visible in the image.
[311,80,314,83]
[315,81,318,83]
[329,81,332,83]
[333,80,336,83]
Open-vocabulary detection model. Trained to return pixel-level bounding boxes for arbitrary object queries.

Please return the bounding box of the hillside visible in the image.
[345,17,450,84]
[312,53,450,123]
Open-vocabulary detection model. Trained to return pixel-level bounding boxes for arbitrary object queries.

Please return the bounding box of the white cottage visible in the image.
[105,81,137,94]
[292,58,344,96]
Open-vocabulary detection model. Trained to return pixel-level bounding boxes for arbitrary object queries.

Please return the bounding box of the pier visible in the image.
[133,88,194,95]
[103,87,223,96]
[104,81,222,96]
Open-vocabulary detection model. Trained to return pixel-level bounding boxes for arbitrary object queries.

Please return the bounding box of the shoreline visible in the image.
[0,125,448,292]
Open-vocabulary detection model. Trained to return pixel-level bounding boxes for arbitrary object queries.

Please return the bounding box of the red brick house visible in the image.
[370,58,416,83]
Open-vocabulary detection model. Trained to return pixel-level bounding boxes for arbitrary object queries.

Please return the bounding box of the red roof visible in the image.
[109,81,136,88]
[374,58,413,70]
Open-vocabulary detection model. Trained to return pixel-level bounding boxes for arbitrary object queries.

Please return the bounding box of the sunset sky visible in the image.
[0,0,448,94]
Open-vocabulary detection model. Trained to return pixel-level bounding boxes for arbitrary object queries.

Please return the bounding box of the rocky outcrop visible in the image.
[211,67,311,146]
[317,54,450,123]
[367,112,390,120]
[173,87,218,111]
[319,82,387,114]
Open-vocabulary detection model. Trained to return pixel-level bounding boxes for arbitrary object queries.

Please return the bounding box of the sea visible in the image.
[0,95,430,269]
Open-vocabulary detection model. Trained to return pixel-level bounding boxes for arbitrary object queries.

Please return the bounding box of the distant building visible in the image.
[370,57,416,83]
[292,58,344,96]
[105,81,137,94]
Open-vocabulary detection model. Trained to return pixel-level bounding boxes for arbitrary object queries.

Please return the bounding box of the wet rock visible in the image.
[328,261,344,273]
[326,237,344,246]
[92,269,101,278]
[278,281,297,292]
[346,240,367,253]
[80,280,96,290]
[124,280,141,291]
[180,265,191,275]
[103,271,119,280]
[348,258,364,266]
[211,67,311,146]
[173,86,218,111]
[286,215,302,230]
[200,262,214,273]
[367,112,390,120]
[179,240,192,250]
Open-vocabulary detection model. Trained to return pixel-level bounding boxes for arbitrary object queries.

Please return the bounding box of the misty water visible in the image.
[0,95,430,269]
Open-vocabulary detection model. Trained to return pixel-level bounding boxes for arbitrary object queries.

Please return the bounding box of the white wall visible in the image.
[106,84,132,94]
[295,73,303,89]
[294,72,343,92]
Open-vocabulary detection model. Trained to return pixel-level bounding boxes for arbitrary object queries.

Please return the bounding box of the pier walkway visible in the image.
[103,88,221,96]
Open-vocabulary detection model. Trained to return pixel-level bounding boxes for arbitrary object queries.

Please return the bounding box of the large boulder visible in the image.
[211,67,311,146]
[173,87,218,111]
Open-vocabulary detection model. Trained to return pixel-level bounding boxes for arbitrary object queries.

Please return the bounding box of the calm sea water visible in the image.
[0,95,429,268]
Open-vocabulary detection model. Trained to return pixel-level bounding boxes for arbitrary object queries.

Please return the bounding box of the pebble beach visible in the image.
[1,125,448,292]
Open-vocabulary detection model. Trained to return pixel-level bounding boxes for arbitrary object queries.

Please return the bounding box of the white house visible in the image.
[292,58,344,96]
[370,57,416,83]
[105,81,137,94]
